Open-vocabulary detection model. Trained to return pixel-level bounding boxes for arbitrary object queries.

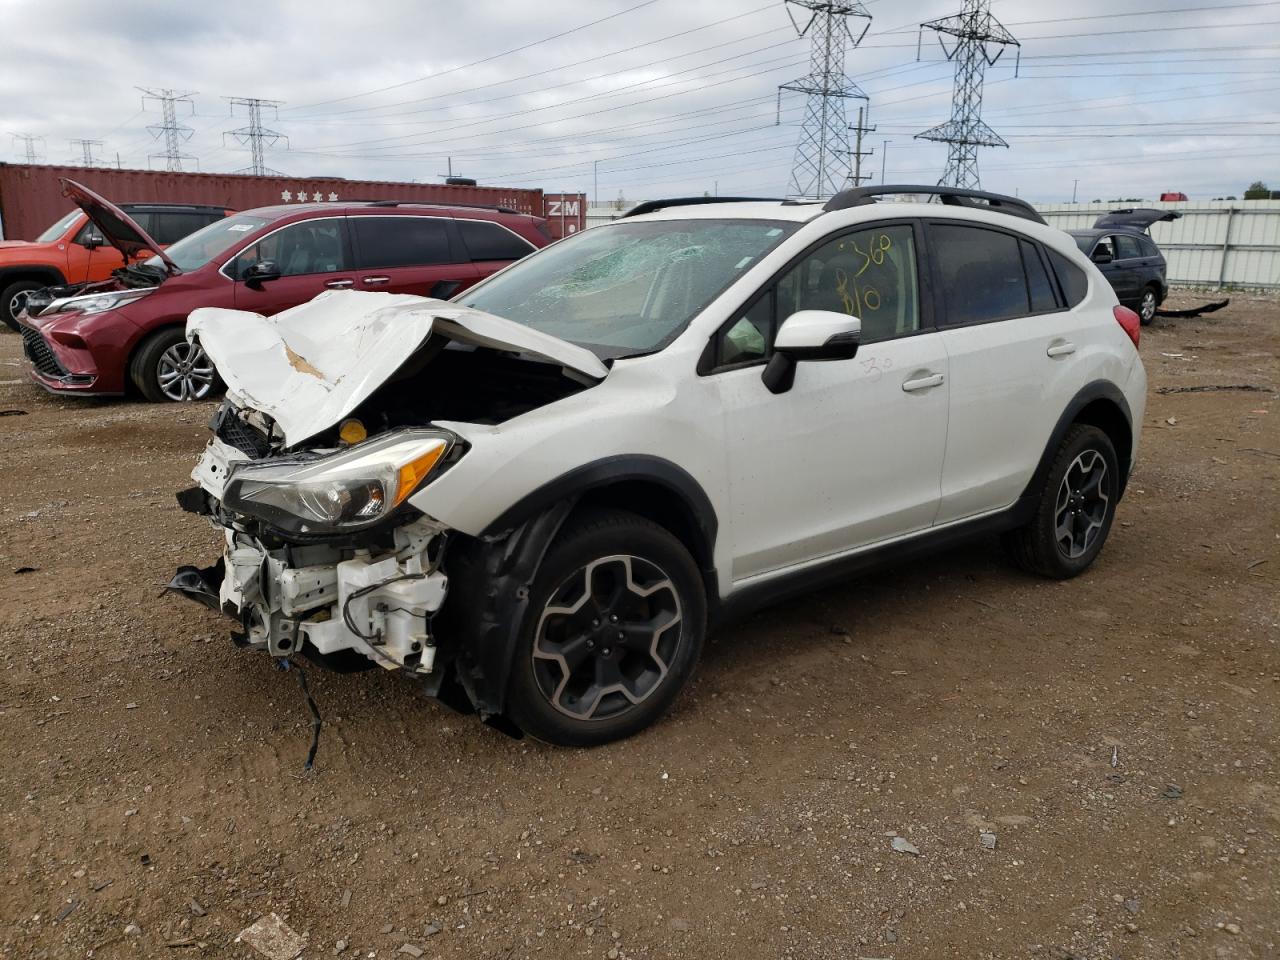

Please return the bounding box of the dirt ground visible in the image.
[1,293,1277,960]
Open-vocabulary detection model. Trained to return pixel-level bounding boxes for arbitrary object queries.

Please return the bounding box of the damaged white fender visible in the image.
[187,290,608,445]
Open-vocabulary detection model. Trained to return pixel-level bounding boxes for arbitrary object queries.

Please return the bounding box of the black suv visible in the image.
[1069,209,1179,325]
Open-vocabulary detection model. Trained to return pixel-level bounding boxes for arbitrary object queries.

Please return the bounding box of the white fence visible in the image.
[1036,200,1280,290]
[586,198,1280,290]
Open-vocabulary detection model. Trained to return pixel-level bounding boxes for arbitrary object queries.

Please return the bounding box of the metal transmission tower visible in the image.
[10,133,44,163]
[223,97,288,175]
[68,138,107,167]
[915,0,1019,190]
[138,87,197,171]
[778,1,872,200]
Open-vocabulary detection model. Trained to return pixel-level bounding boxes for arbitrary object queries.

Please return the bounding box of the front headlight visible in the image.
[58,289,152,316]
[222,429,454,535]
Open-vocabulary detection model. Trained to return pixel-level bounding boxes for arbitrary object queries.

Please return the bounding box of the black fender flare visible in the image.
[440,456,718,728]
[0,266,67,290]
[1016,379,1134,518]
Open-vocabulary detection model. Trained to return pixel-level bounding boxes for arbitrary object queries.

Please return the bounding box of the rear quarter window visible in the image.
[457,219,536,261]
[1047,248,1090,307]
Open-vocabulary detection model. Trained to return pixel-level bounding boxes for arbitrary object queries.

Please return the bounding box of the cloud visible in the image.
[4,0,1277,202]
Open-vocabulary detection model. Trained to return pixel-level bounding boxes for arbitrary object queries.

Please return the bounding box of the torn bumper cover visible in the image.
[170,433,452,674]
[172,521,449,674]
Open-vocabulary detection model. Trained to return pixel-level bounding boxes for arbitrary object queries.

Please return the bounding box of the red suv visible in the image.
[1,200,230,330]
[19,180,551,402]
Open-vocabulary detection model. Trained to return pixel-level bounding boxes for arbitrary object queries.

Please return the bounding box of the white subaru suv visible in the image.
[171,186,1147,746]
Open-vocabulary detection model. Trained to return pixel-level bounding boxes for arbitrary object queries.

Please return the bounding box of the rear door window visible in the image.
[1114,235,1143,261]
[930,223,1030,325]
[352,216,453,268]
[457,219,536,261]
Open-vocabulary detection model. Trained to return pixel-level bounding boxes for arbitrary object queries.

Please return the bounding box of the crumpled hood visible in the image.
[188,290,608,445]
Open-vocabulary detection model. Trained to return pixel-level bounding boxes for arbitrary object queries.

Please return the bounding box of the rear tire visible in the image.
[506,509,706,746]
[129,327,221,403]
[2,280,44,331]
[1138,286,1158,326]
[1003,424,1119,579]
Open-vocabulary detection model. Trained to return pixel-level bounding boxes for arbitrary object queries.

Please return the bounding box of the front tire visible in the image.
[1003,424,1120,579]
[506,509,706,746]
[2,280,44,331]
[129,327,221,402]
[1138,286,1158,325]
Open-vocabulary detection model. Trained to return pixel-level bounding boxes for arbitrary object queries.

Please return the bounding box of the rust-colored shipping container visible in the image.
[0,164,586,242]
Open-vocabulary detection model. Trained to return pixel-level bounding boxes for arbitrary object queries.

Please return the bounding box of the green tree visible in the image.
[1243,181,1270,199]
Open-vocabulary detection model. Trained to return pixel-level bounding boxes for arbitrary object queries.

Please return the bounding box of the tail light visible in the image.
[1113,305,1140,348]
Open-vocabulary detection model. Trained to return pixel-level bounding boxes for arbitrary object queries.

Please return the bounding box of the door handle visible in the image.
[1046,341,1076,358]
[362,276,391,285]
[325,279,354,289]
[901,373,945,392]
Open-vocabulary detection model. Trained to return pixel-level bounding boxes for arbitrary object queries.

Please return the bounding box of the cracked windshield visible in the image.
[461,218,798,359]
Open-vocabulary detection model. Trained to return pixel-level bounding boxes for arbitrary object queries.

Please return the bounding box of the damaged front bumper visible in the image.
[170,438,451,675]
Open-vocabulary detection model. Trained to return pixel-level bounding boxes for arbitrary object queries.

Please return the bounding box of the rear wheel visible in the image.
[1138,286,1158,325]
[1003,424,1119,579]
[506,509,706,746]
[2,280,44,331]
[129,327,221,402]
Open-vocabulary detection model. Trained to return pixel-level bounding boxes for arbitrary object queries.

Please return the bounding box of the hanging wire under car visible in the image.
[276,620,323,772]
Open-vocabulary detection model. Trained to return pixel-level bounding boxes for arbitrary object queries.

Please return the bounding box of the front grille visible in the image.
[217,411,271,458]
[21,326,68,378]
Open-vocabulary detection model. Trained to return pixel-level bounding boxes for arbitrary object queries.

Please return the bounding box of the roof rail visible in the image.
[361,199,524,215]
[621,196,784,218]
[823,185,1046,224]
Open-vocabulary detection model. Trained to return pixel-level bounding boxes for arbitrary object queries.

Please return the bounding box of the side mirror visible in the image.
[762,310,861,395]
[242,259,282,289]
[1092,249,1113,265]
[80,233,105,250]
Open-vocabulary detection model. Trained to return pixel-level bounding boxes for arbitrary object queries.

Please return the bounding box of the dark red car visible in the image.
[19,180,551,402]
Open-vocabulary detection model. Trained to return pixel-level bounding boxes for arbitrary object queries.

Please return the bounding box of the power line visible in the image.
[223,97,288,175]
[289,5,784,121]
[916,0,1020,189]
[284,0,662,113]
[138,87,197,171]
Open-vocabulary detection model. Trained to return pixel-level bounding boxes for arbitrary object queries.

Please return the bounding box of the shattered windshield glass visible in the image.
[460,219,799,359]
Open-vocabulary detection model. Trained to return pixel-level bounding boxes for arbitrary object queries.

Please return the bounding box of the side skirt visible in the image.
[713,498,1033,627]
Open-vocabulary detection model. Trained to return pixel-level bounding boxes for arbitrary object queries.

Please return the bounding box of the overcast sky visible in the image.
[3,0,1277,204]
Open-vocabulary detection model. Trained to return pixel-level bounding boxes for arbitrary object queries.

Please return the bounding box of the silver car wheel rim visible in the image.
[533,554,683,721]
[157,342,215,401]
[1055,450,1110,560]
[9,290,28,318]
[1140,290,1156,321]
